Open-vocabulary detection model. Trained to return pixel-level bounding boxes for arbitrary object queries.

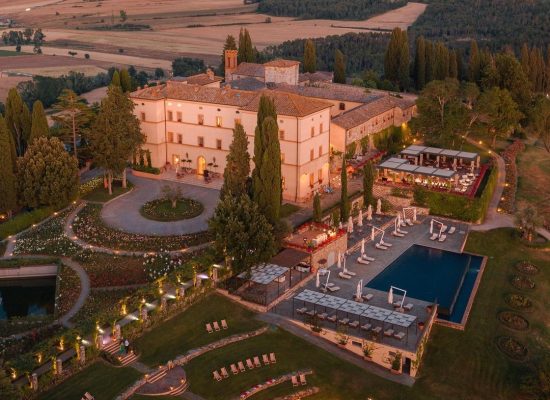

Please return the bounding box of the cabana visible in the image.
[377,158,460,190]
[399,145,480,170]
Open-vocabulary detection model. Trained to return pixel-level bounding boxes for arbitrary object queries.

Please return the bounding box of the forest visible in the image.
[257,0,406,20]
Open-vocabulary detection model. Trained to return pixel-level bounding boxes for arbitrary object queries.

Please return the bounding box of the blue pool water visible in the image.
[366,245,483,323]
[0,277,56,320]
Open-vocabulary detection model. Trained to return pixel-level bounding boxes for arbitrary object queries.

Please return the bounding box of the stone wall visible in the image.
[310,233,348,270]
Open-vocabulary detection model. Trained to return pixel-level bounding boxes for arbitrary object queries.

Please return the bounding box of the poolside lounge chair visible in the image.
[362,293,374,301]
[380,239,392,247]
[438,234,447,242]
[403,303,414,311]
[262,354,270,365]
[338,318,349,325]
[300,374,307,385]
[394,332,406,340]
[362,254,375,262]
[357,257,370,265]
[429,233,438,240]
[292,375,299,387]
[238,361,246,372]
[327,314,337,323]
[246,359,254,370]
[206,323,213,334]
[318,312,327,320]
[397,227,408,234]
[372,326,382,334]
[305,309,316,317]
[349,320,360,328]
[213,370,222,381]
[375,243,388,250]
[384,329,395,337]
[82,393,94,400]
[405,218,414,226]
[327,285,340,292]
[270,353,277,363]
[221,319,228,329]
[361,323,372,331]
[230,364,239,375]
[213,321,221,331]
[392,301,402,308]
[253,356,261,368]
[345,269,357,276]
[448,226,456,234]
[339,272,352,280]
[441,225,448,233]
[221,367,229,379]
[392,231,405,237]
[296,307,307,315]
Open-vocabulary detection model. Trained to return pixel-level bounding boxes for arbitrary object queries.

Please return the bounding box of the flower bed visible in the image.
[140,198,204,221]
[515,261,539,275]
[497,311,529,331]
[72,204,212,252]
[499,140,525,213]
[14,207,81,256]
[511,275,535,291]
[504,293,533,311]
[74,251,149,288]
[496,336,528,361]
[56,264,81,317]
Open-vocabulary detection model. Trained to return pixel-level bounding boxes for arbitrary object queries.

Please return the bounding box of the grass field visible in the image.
[0,49,31,56]
[39,361,141,400]
[83,181,133,203]
[516,143,550,224]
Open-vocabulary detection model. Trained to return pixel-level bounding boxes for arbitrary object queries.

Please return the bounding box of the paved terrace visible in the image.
[272,216,469,353]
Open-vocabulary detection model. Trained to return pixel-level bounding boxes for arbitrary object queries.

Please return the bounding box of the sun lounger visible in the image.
[299,374,307,385]
[238,361,246,372]
[349,320,360,328]
[221,367,229,378]
[441,225,448,233]
[221,319,228,329]
[213,321,221,331]
[206,323,213,334]
[405,218,414,226]
[375,243,388,250]
[82,393,94,400]
[380,240,392,247]
[345,270,356,276]
[392,301,402,308]
[213,370,222,381]
[448,226,456,234]
[438,234,447,242]
[230,364,239,375]
[357,257,370,265]
[253,356,261,368]
[292,375,299,387]
[296,307,307,315]
[397,228,408,234]
[403,303,413,311]
[305,309,316,317]
[327,285,340,292]
[327,314,337,323]
[339,272,352,279]
[371,326,382,334]
[262,354,270,365]
[392,231,405,237]
[318,312,327,320]
[429,233,438,240]
[384,329,395,337]
[400,221,408,227]
[246,359,254,370]
[338,318,349,325]
[270,353,276,363]
[362,293,374,301]
[362,254,375,262]
[361,323,372,331]
[394,331,406,340]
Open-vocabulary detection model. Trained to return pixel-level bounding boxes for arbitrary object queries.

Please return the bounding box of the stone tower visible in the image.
[224,49,238,82]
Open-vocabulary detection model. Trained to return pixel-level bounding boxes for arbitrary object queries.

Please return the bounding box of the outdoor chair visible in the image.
[238,361,246,372]
[441,225,448,233]
[405,218,414,226]
[213,370,222,381]
[392,301,402,308]
[253,356,261,368]
[380,239,392,247]
[371,326,382,334]
[292,375,299,387]
[300,374,307,385]
[448,226,456,234]
[384,329,395,337]
[246,359,254,369]
[221,319,228,329]
[357,257,370,265]
[262,354,270,365]
[269,353,277,363]
[349,320,360,328]
[318,312,327,320]
[375,243,388,250]
[327,286,340,292]
[429,233,438,240]
[221,367,229,379]
[392,231,405,237]
[213,321,221,331]
[362,293,374,301]
[230,364,239,375]
[345,270,356,276]
[394,332,406,340]
[362,254,375,262]
[403,303,414,311]
[305,309,316,317]
[206,323,213,334]
[397,228,408,235]
[361,323,372,331]
[82,393,94,400]
[296,307,307,315]
[339,272,352,280]
[327,314,337,323]
[438,234,447,242]
[338,318,349,325]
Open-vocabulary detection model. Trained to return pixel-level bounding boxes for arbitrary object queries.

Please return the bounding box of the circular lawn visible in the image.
[140,198,204,221]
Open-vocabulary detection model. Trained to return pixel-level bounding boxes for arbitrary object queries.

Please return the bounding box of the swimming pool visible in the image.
[366,245,483,323]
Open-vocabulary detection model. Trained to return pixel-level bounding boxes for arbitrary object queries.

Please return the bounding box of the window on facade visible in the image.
[310,149,314,161]
[279,130,285,140]
[198,114,204,125]
[310,126,315,138]
[176,112,182,122]
[318,145,323,157]
[167,111,173,121]
[320,123,323,133]
[309,173,315,187]
[216,116,222,127]
[318,168,323,183]
[339,102,346,111]
[198,136,204,147]
[177,134,183,144]
[234,118,241,126]
[140,112,146,122]
[216,139,222,150]
[167,132,174,143]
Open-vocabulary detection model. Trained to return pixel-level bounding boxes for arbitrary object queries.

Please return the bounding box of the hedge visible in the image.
[413,167,498,222]
[0,207,53,240]
[132,164,161,175]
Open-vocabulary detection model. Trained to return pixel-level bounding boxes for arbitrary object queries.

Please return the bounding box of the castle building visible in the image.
[130,51,416,203]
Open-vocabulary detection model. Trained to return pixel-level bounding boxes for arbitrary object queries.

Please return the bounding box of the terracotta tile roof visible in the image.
[172,73,223,86]
[233,62,265,78]
[299,71,333,83]
[275,82,384,103]
[332,96,416,130]
[264,59,300,68]
[241,89,332,117]
[131,85,166,100]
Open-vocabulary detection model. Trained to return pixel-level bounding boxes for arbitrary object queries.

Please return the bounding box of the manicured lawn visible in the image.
[140,197,204,221]
[0,49,31,56]
[517,144,550,222]
[133,294,265,367]
[280,203,301,218]
[83,181,133,202]
[40,361,141,400]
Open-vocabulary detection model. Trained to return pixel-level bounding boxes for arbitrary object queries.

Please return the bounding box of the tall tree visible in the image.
[434,42,449,80]
[478,87,523,147]
[221,122,250,198]
[384,28,401,83]
[303,39,317,73]
[425,40,434,84]
[252,95,277,195]
[449,50,458,79]
[397,29,410,90]
[340,157,349,221]
[362,161,375,208]
[17,137,78,208]
[4,88,31,156]
[531,96,550,153]
[29,100,49,142]
[111,70,121,87]
[52,89,91,160]
[515,205,541,242]
[468,40,481,84]
[520,43,531,77]
[333,49,346,84]
[209,193,276,274]
[456,48,464,81]
[313,193,322,223]
[237,28,255,63]
[220,34,237,75]
[88,85,144,193]
[0,116,17,218]
[120,68,133,92]
[414,36,426,90]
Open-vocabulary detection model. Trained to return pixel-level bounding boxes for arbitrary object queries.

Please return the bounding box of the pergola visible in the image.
[399,145,480,170]
[377,157,460,187]
[292,289,417,343]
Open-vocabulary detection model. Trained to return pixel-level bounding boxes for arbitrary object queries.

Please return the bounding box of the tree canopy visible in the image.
[5,88,31,156]
[29,100,49,143]
[0,115,17,218]
[333,49,346,84]
[221,122,250,198]
[303,39,317,73]
[172,57,206,77]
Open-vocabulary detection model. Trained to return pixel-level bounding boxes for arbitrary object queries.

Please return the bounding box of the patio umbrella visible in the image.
[342,255,348,274]
[371,226,375,241]
[357,209,363,227]
[337,251,342,269]
[361,239,365,255]
[356,279,363,300]
[430,219,434,234]
[367,205,372,221]
[315,272,320,288]
[376,199,382,214]
[338,221,343,230]
[388,287,394,304]
[347,216,354,233]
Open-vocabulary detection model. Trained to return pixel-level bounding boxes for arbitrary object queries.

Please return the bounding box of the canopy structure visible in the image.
[398,145,480,169]
[377,158,459,179]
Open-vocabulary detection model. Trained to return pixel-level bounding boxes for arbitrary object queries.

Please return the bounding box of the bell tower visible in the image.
[224,49,238,82]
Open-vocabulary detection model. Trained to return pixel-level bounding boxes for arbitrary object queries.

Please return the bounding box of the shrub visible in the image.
[132,164,160,175]
[0,207,52,240]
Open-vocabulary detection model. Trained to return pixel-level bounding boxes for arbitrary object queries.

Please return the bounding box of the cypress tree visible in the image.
[449,50,458,79]
[313,193,322,223]
[221,122,250,198]
[434,42,449,80]
[29,100,49,142]
[252,95,276,192]
[5,88,31,156]
[120,68,132,92]
[362,161,375,208]
[397,29,410,90]
[334,49,346,84]
[425,40,434,84]
[303,39,317,73]
[111,70,121,87]
[546,45,550,93]
[0,116,17,219]
[414,36,426,90]
[456,48,464,81]
[340,157,349,221]
[238,28,255,63]
[520,43,530,77]
[468,40,481,83]
[220,34,237,75]
[384,28,401,83]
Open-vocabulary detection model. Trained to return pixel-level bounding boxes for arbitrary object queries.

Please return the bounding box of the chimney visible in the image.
[224,49,238,83]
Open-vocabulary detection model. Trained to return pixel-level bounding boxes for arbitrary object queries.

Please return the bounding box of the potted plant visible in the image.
[390,352,402,374]
[308,314,322,336]
[362,342,376,360]
[336,326,349,348]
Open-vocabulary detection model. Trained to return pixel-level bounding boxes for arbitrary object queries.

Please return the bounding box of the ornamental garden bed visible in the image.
[56,263,82,317]
[504,293,533,311]
[72,204,212,252]
[140,198,204,222]
[515,261,539,275]
[496,336,528,361]
[510,274,535,291]
[497,311,529,331]
[74,250,149,287]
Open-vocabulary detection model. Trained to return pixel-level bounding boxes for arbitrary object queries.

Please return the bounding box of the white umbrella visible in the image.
[337,251,342,269]
[361,239,365,255]
[388,287,394,304]
[358,209,363,227]
[356,279,363,300]
[430,219,434,234]
[347,216,354,233]
[376,199,382,214]
[342,255,348,274]
[338,221,343,230]
[367,205,372,221]
[413,208,417,222]
[315,272,320,288]
[371,226,375,241]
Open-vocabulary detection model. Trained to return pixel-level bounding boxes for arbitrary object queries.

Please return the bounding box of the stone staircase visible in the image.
[138,366,188,397]
[102,340,138,367]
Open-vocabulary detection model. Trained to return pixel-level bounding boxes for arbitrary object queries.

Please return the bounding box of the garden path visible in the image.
[100,174,218,235]
[58,257,91,329]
